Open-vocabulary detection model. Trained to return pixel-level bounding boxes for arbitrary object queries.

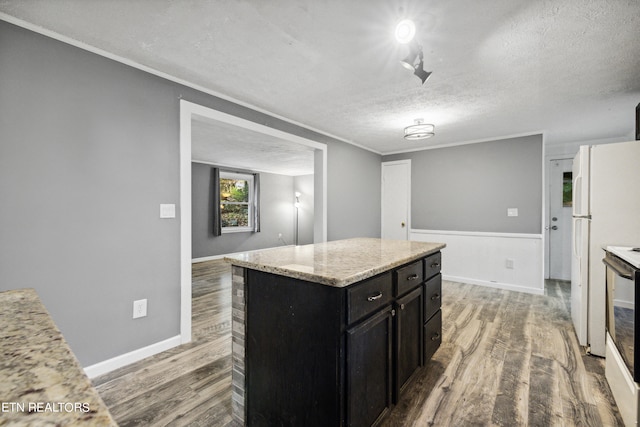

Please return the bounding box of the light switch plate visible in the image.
[160,204,176,218]
[507,208,518,217]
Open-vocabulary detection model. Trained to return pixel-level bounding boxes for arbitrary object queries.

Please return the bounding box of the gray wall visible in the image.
[383,135,543,234]
[192,162,301,257]
[327,142,382,240]
[0,21,382,366]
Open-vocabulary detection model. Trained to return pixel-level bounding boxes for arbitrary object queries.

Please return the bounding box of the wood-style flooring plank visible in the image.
[95,262,623,427]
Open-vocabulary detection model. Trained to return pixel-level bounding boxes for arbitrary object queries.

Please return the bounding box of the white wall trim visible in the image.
[192,245,294,263]
[411,229,544,295]
[411,229,542,240]
[83,335,182,379]
[180,101,193,345]
[180,100,328,348]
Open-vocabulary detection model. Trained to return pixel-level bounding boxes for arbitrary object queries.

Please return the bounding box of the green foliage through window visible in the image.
[562,172,572,207]
[220,176,252,228]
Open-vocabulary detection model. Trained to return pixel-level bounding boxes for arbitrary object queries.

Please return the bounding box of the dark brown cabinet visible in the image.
[245,251,442,427]
[423,253,442,364]
[395,286,423,398]
[346,307,393,427]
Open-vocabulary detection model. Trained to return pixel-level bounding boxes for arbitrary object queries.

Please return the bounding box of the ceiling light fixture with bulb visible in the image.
[395,19,432,85]
[404,119,435,140]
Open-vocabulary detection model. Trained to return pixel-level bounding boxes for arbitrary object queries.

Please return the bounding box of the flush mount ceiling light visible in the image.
[404,119,435,140]
[395,19,416,44]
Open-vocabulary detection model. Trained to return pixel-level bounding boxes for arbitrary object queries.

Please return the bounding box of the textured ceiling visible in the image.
[191,116,315,176]
[1,0,639,169]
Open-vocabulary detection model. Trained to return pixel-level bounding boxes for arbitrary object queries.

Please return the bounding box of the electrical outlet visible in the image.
[133,299,147,319]
[506,259,514,269]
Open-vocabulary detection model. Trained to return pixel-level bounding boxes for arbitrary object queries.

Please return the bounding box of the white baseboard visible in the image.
[444,275,545,295]
[84,335,182,379]
[192,244,294,263]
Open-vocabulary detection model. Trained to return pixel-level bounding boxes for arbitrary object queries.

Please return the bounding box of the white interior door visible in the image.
[548,159,573,280]
[381,160,411,240]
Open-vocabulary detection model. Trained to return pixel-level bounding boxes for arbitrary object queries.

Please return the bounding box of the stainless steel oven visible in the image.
[603,246,640,426]
[604,248,640,381]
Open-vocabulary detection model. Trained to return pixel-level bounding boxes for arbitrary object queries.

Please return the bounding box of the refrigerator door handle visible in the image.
[573,217,580,258]
[572,174,582,217]
[572,217,584,295]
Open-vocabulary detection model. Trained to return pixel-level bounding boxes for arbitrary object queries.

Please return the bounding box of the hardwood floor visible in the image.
[93,260,236,427]
[94,262,623,426]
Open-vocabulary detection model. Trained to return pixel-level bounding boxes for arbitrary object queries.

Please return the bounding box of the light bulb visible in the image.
[395,19,416,44]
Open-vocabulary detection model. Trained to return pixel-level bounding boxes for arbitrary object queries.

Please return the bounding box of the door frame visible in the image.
[381,160,411,240]
[179,100,328,344]
[547,157,573,280]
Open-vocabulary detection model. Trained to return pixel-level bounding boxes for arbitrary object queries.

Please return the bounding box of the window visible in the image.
[563,171,572,207]
[220,172,254,232]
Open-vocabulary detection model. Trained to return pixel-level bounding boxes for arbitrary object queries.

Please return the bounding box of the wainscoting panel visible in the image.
[411,230,544,295]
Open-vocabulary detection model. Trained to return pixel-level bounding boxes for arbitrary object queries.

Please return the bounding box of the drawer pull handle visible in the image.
[407,274,419,281]
[431,293,440,301]
[367,292,383,302]
[431,333,441,341]
[431,262,440,268]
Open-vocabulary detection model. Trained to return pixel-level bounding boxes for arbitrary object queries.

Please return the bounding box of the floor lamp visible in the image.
[294,192,300,245]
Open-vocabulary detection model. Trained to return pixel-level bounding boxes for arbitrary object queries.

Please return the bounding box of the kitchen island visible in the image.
[226,238,445,427]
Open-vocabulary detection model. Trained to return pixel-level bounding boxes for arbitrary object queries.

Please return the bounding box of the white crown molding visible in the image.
[0,13,381,156]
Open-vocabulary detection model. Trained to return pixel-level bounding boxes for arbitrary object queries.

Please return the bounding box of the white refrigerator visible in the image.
[571,140,640,357]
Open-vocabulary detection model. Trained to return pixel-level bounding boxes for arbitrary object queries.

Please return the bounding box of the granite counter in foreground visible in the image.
[225,237,446,287]
[0,289,116,426]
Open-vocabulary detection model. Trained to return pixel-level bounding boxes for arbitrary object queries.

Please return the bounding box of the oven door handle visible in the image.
[603,255,635,280]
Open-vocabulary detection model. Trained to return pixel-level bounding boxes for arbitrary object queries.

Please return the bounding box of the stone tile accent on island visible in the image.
[231,265,247,425]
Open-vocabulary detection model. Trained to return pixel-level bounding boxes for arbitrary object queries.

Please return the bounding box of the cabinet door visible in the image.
[346,306,393,427]
[395,286,423,399]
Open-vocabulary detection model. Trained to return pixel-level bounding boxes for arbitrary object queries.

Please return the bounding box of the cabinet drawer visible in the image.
[424,252,442,280]
[347,272,393,325]
[424,310,442,363]
[394,260,423,296]
[424,274,442,321]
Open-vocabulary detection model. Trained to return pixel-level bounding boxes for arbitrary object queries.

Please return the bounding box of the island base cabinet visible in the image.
[346,307,393,427]
[245,270,343,427]
[395,286,423,399]
[424,310,442,362]
[242,250,443,427]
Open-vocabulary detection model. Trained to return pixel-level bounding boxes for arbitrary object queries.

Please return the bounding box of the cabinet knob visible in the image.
[367,292,383,302]
[431,262,440,268]
[431,333,441,341]
[400,303,405,310]
[407,274,419,281]
[430,293,440,301]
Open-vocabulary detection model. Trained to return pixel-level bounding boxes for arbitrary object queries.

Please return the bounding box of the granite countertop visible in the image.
[606,246,640,269]
[225,237,445,287]
[0,289,116,426]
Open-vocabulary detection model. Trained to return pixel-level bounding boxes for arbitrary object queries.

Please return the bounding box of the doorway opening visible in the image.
[179,100,328,343]
[548,158,573,281]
